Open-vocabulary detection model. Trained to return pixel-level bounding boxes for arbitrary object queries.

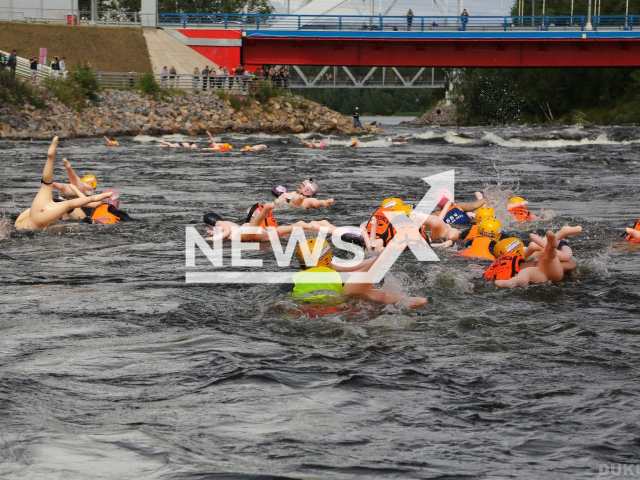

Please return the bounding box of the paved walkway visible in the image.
[143,29,217,74]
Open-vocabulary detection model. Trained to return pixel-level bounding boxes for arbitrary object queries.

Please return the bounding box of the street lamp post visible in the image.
[585,0,593,30]
[90,0,97,25]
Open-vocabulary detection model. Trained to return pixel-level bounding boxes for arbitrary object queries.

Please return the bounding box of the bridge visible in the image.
[159,13,640,68]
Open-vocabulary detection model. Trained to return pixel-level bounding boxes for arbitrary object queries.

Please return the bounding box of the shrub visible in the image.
[215,90,229,101]
[0,70,45,108]
[250,80,283,103]
[135,72,161,97]
[229,95,250,111]
[44,77,86,111]
[69,61,100,103]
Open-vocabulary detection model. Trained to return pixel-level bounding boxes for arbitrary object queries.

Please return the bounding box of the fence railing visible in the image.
[0,49,53,81]
[94,72,267,93]
[92,71,445,90]
[0,8,144,26]
[158,13,638,32]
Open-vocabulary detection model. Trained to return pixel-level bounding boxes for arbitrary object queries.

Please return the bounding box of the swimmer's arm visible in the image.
[431,240,454,248]
[457,198,485,212]
[109,206,135,221]
[52,182,74,196]
[626,227,640,240]
[302,198,334,209]
[437,201,452,220]
[331,254,378,273]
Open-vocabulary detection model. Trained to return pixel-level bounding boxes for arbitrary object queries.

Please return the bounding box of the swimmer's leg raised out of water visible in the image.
[528,225,583,262]
[15,137,112,231]
[495,230,564,288]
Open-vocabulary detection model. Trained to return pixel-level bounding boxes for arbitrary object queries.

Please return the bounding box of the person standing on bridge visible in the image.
[406,9,414,31]
[353,107,363,129]
[460,9,469,31]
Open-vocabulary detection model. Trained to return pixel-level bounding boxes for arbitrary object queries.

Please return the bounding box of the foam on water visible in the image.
[482,131,640,148]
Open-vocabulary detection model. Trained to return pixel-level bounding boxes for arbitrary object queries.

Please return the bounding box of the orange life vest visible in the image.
[248,203,278,229]
[91,204,120,225]
[460,236,496,260]
[509,206,533,222]
[625,219,640,243]
[365,207,393,242]
[387,215,430,248]
[484,255,523,281]
[463,225,479,241]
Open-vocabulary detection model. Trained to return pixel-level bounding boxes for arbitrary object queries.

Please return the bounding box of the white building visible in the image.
[0,0,79,22]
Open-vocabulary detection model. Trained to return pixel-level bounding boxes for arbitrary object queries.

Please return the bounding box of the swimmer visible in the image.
[457,206,495,242]
[484,227,583,282]
[14,137,112,231]
[287,238,426,308]
[272,180,334,209]
[624,219,640,242]
[203,131,233,152]
[182,142,198,149]
[434,188,486,225]
[91,190,134,224]
[459,217,502,260]
[203,202,313,243]
[157,140,179,148]
[104,136,119,146]
[495,228,580,288]
[301,138,326,149]
[350,138,358,149]
[55,184,103,220]
[52,158,97,196]
[241,144,269,152]
[507,196,536,222]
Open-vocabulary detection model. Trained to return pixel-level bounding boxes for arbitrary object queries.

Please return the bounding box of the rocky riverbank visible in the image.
[407,99,458,126]
[0,89,380,140]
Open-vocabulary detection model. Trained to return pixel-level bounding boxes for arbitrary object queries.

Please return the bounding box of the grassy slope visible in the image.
[0,23,151,73]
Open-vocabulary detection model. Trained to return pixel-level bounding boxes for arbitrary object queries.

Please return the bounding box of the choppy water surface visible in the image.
[1,125,639,479]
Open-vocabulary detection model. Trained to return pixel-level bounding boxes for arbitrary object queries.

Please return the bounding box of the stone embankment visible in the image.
[407,99,458,126]
[0,90,380,140]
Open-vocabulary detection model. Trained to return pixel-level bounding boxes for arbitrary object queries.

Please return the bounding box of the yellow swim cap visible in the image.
[509,196,526,204]
[475,206,495,225]
[296,238,332,269]
[493,237,524,258]
[381,197,402,210]
[82,174,97,189]
[478,218,503,240]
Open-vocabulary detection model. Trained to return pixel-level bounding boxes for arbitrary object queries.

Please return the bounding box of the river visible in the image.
[1,124,639,479]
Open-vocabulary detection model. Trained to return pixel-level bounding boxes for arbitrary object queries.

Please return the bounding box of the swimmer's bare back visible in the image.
[15,137,112,231]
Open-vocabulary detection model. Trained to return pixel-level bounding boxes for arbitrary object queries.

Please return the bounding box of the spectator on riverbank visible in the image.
[353,107,363,128]
[60,57,67,79]
[407,9,414,31]
[193,67,200,90]
[161,66,168,88]
[0,52,6,72]
[201,65,210,91]
[50,56,60,78]
[169,66,177,87]
[29,56,38,82]
[461,9,469,30]
[8,50,17,78]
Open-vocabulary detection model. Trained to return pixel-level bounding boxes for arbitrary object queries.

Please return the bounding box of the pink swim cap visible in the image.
[271,185,287,198]
[102,189,120,209]
[434,188,453,209]
[301,179,319,197]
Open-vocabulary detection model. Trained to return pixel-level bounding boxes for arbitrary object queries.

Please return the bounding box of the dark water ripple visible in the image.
[1,125,640,479]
